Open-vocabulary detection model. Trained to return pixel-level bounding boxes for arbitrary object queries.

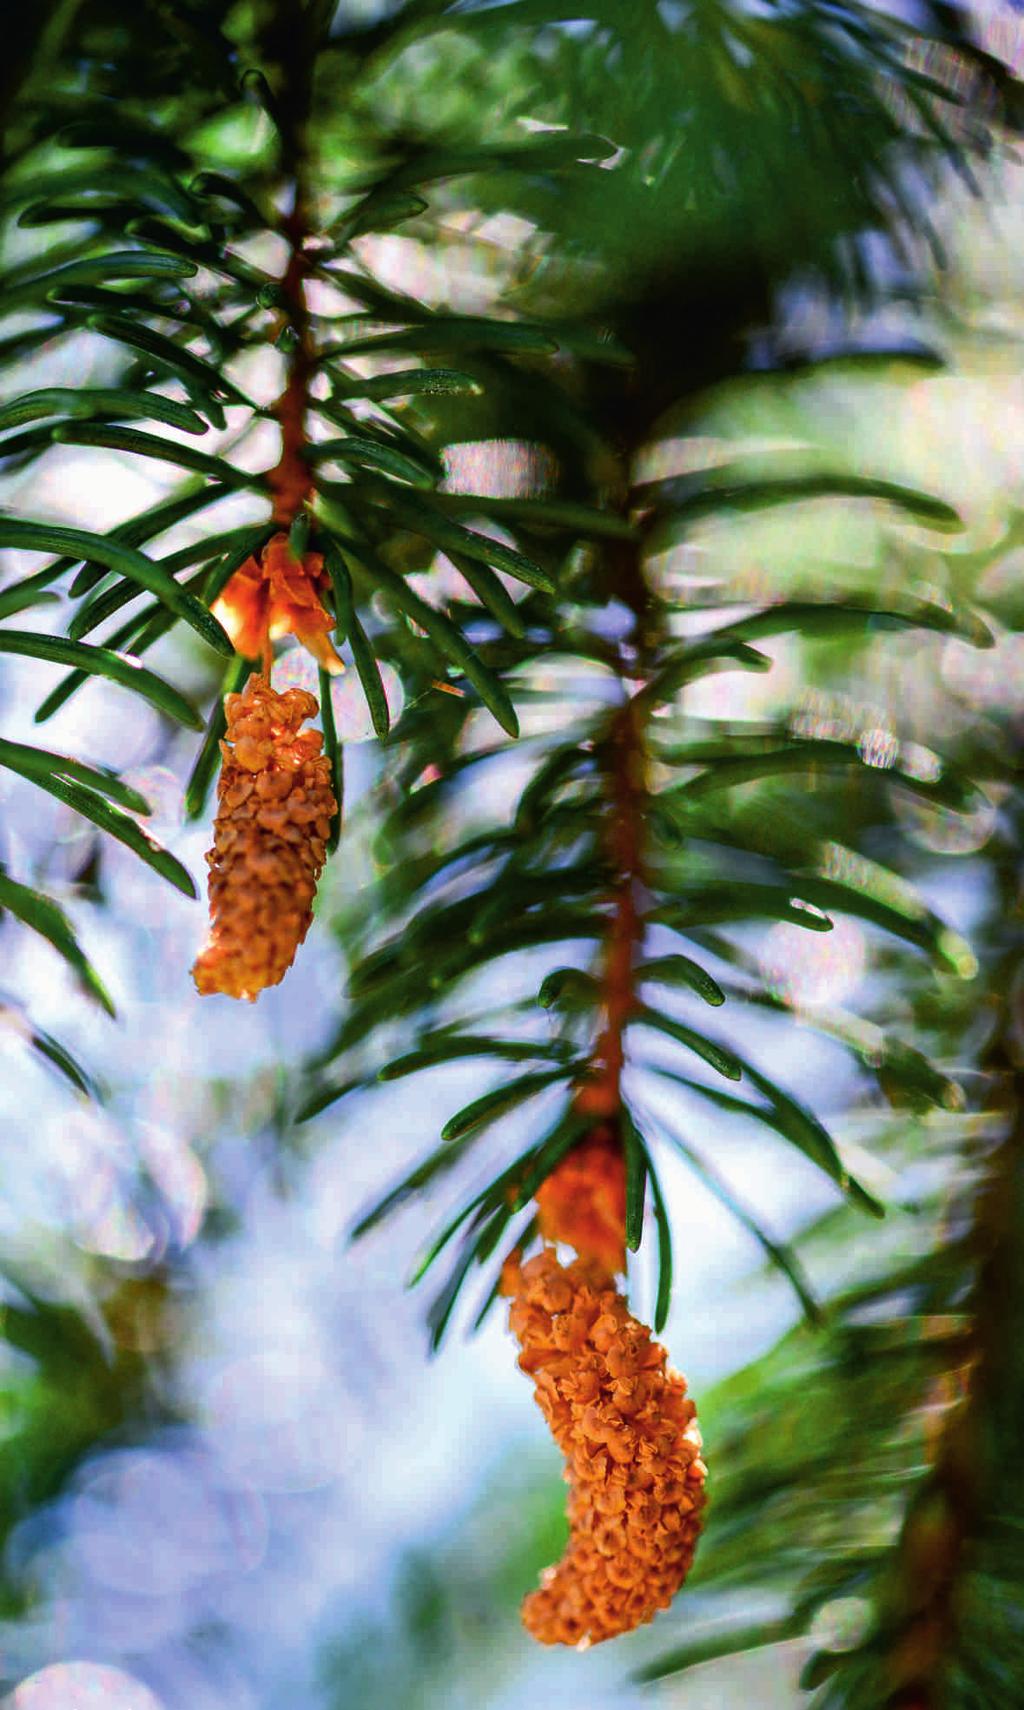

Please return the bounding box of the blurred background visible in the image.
[1,1,1024,1707]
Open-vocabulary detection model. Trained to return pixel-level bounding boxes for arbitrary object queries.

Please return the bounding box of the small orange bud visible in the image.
[213,532,343,672]
[536,1126,627,1274]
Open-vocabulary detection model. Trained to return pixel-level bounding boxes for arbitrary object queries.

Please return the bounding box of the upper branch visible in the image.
[263,0,318,529]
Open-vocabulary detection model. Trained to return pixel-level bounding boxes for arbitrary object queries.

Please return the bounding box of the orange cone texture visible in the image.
[502,1248,707,1645]
[192,674,336,1001]
[212,532,342,672]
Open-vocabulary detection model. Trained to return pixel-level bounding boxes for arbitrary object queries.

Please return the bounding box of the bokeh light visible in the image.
[4,1662,166,1710]
[759,916,868,1011]
[329,658,404,742]
[441,440,557,499]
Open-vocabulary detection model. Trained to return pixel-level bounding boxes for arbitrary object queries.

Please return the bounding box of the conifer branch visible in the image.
[881,1107,1023,1707]
[263,0,316,534]
[575,488,657,1119]
[578,694,648,1124]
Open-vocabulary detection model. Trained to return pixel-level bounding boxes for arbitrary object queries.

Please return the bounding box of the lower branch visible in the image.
[578,698,648,1122]
[540,529,654,1268]
[882,1054,1024,1706]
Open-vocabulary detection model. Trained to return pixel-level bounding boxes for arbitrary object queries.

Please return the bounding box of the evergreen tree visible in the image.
[0,1,1021,1702]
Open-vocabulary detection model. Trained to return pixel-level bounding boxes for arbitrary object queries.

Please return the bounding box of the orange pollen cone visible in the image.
[212,532,343,673]
[501,1248,707,1647]
[192,673,337,1001]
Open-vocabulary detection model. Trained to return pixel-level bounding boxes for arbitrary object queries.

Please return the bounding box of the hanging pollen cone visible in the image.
[504,1123,706,1646]
[502,1247,706,1645]
[192,673,336,1001]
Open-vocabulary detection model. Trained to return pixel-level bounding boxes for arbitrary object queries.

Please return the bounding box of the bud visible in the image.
[192,674,337,1001]
[212,531,343,672]
[536,1125,627,1274]
[501,1248,707,1645]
